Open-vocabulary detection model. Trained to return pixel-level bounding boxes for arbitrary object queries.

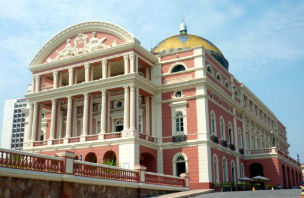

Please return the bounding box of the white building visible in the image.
[1,98,27,150]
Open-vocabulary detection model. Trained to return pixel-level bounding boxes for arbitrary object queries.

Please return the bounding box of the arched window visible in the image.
[211,111,216,136]
[216,73,222,82]
[238,128,243,148]
[176,111,184,132]
[173,153,188,176]
[220,117,225,140]
[228,122,233,144]
[115,120,123,132]
[171,65,186,73]
[213,155,219,184]
[224,81,230,88]
[222,158,228,183]
[207,65,213,75]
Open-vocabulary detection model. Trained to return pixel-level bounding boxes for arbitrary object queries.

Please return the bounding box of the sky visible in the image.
[0,0,303,162]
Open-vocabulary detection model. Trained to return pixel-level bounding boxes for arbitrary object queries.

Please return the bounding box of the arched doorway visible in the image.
[103,151,117,166]
[85,152,97,163]
[282,165,286,188]
[173,154,187,177]
[250,163,264,177]
[140,153,156,172]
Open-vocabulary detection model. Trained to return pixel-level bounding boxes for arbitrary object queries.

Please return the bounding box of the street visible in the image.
[194,189,301,198]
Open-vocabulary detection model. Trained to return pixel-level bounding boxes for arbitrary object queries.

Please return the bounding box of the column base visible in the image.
[80,135,86,142]
[122,130,139,138]
[48,139,53,145]
[63,137,70,144]
[99,133,104,140]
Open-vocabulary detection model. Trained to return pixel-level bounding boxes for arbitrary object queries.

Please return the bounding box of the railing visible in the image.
[52,139,64,145]
[74,160,138,182]
[104,132,121,139]
[33,141,48,147]
[0,148,63,173]
[247,148,273,155]
[68,137,80,143]
[145,171,185,187]
[85,135,98,141]
[0,148,189,189]
[139,133,156,143]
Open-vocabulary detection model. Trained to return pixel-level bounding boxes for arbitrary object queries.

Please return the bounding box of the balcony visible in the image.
[229,144,235,151]
[172,135,187,143]
[221,140,227,147]
[247,148,276,155]
[211,135,218,144]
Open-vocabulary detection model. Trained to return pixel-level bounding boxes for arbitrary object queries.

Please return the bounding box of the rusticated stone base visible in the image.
[0,176,174,198]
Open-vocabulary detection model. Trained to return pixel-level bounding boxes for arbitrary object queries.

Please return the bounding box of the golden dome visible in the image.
[152,33,229,70]
[152,34,223,55]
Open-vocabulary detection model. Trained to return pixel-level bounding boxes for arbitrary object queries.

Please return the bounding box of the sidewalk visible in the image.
[152,189,214,198]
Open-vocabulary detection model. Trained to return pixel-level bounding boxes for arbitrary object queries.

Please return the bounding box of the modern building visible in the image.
[1,98,27,150]
[22,21,302,189]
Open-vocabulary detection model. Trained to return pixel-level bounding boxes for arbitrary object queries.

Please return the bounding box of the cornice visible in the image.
[26,74,158,102]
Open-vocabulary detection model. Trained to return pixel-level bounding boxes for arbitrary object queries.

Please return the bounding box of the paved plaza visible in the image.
[194,189,301,198]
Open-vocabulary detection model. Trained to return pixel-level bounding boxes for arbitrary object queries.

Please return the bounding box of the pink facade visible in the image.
[23,21,302,191]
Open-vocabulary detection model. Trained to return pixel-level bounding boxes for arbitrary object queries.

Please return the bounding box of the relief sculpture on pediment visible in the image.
[47,32,119,63]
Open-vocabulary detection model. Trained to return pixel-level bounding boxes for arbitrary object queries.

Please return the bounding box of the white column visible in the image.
[49,99,57,140]
[102,59,107,79]
[65,96,72,139]
[145,68,150,80]
[145,96,150,135]
[136,87,139,130]
[123,55,129,75]
[82,93,89,136]
[31,102,38,141]
[68,67,74,86]
[53,71,58,89]
[130,85,135,130]
[135,54,138,73]
[84,63,90,82]
[31,77,35,93]
[35,75,40,92]
[100,90,106,133]
[123,86,129,131]
[129,54,134,73]
[27,103,33,141]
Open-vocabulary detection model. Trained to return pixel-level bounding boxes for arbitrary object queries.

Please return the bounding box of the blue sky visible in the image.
[0,0,303,162]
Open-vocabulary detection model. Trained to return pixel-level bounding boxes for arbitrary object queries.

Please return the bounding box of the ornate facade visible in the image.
[23,21,302,189]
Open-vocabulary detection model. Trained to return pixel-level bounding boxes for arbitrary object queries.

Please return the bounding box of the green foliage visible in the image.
[103,158,117,166]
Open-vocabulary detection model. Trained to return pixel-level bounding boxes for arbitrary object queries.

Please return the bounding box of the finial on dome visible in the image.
[179,19,187,35]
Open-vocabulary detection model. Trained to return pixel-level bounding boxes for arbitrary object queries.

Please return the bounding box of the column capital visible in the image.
[100,89,106,95]
[68,67,74,72]
[129,84,135,89]
[123,54,129,60]
[53,70,58,75]
[67,95,72,101]
[129,53,135,59]
[84,62,90,68]
[51,98,56,103]
[102,59,107,64]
